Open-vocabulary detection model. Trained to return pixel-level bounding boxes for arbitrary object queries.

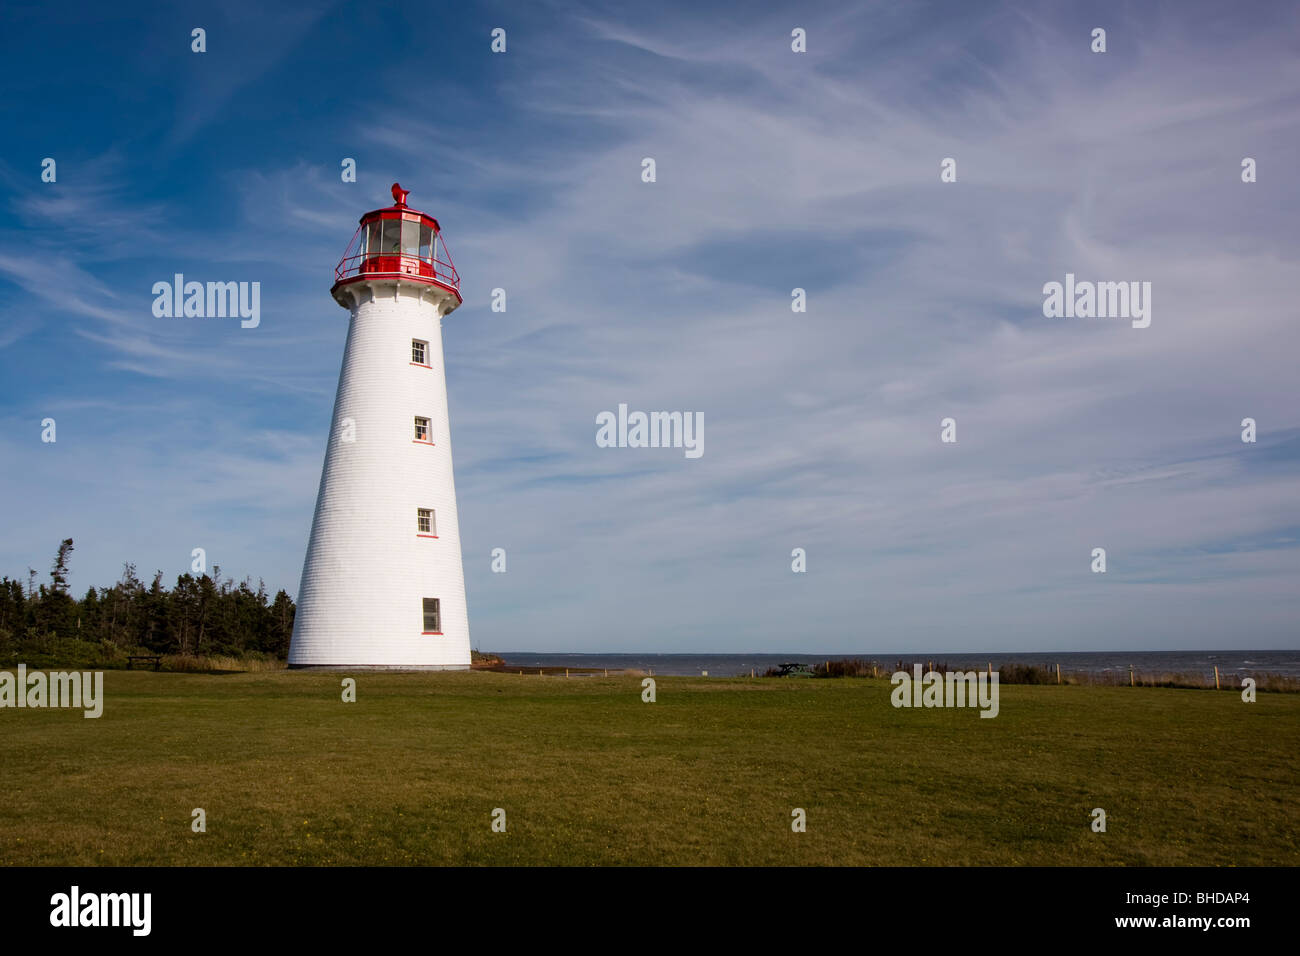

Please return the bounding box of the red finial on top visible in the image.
[391,183,410,207]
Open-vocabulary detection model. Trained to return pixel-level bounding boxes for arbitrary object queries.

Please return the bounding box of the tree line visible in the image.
[0,539,295,659]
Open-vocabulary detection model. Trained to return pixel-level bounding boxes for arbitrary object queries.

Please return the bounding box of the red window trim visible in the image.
[421,631,443,635]
[416,533,439,538]
[410,362,431,368]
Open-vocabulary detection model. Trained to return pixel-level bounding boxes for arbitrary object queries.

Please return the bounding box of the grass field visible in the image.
[1,670,1297,866]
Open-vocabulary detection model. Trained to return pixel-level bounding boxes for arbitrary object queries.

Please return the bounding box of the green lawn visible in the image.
[1,670,1296,865]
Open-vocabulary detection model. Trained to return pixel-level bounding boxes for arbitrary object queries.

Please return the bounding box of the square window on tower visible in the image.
[412,339,428,365]
[414,416,431,442]
[422,598,441,634]
[417,508,435,534]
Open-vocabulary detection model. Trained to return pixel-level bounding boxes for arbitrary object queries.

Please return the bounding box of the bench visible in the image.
[127,655,162,671]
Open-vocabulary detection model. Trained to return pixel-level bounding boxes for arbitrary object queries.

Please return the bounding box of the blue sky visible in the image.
[1,0,1298,652]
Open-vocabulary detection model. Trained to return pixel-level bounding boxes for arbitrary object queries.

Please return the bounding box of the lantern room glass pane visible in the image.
[401,220,419,257]
[419,224,432,260]
[381,219,401,255]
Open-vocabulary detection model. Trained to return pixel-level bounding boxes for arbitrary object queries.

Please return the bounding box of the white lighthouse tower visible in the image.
[290,183,471,669]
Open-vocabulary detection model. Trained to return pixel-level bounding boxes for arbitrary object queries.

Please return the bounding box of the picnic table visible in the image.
[775,662,814,676]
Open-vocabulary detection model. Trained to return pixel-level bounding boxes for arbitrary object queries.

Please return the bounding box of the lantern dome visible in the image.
[330,182,462,309]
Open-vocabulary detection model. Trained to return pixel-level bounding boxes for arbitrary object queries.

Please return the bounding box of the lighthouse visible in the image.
[289,184,471,669]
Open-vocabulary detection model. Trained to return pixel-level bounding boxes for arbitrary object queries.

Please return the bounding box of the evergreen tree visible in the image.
[268,589,295,657]
[39,539,77,636]
[2,545,297,661]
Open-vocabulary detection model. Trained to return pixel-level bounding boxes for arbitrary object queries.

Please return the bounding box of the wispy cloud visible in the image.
[1,0,1297,651]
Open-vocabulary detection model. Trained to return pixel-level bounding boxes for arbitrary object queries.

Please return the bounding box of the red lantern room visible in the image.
[331,183,462,309]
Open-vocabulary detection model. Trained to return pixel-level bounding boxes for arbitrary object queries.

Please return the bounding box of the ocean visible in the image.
[495,649,1300,679]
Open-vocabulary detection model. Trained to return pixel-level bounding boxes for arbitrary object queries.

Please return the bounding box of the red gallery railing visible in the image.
[334,249,461,290]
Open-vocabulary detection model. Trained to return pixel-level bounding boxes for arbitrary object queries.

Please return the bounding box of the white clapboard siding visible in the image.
[289,279,471,669]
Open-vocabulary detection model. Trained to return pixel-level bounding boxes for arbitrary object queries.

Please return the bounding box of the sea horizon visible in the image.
[492,649,1300,678]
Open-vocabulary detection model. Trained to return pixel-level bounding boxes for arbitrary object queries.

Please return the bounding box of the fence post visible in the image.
[1129,666,1134,687]
[1056,662,1061,684]
[1214,665,1220,690]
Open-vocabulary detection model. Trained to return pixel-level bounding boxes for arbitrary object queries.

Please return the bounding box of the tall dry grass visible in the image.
[760,658,1300,692]
[162,654,286,673]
